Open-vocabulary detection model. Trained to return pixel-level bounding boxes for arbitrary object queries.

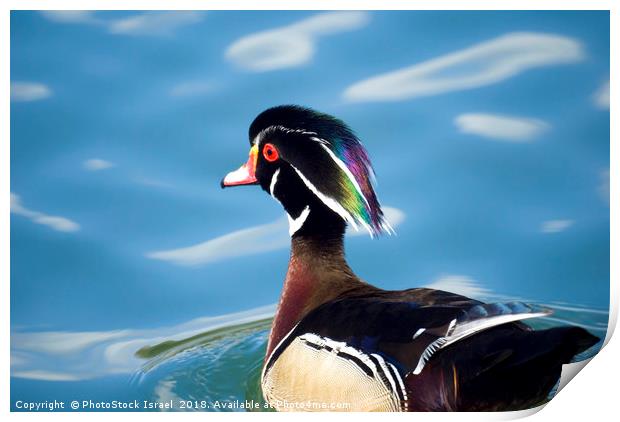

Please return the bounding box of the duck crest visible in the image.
[313,134,392,237]
[249,105,393,237]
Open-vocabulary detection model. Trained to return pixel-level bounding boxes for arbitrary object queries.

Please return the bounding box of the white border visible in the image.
[2,2,616,421]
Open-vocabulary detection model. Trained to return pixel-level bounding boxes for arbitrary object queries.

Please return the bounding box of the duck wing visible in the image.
[407,323,599,411]
[270,294,550,376]
[263,289,599,411]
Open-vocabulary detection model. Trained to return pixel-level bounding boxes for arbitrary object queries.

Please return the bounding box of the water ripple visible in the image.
[131,300,606,411]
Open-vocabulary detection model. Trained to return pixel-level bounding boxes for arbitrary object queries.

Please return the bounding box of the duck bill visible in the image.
[221,145,259,188]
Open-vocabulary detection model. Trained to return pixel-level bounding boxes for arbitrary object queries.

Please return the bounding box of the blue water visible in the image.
[11,10,609,411]
[10,297,607,412]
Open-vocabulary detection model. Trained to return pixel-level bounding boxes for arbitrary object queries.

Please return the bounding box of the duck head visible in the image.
[221,105,392,238]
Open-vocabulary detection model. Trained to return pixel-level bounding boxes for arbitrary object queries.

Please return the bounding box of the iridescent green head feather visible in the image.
[247,105,392,237]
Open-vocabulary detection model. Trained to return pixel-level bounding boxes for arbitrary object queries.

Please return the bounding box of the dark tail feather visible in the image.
[502,326,600,369]
[453,326,600,410]
[557,326,600,358]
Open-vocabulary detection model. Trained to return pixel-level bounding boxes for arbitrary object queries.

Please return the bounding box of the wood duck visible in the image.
[221,105,599,412]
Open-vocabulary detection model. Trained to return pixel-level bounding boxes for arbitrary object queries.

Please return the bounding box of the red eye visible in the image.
[262,143,279,162]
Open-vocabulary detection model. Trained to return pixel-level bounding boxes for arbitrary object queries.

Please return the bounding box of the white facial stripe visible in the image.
[269,168,280,198]
[290,164,359,231]
[254,125,318,146]
[315,142,378,236]
[314,138,377,236]
[309,136,329,146]
[287,206,310,236]
[252,126,389,237]
[316,141,370,208]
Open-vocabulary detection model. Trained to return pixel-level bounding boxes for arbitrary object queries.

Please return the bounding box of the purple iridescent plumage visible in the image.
[330,135,392,236]
[248,105,393,237]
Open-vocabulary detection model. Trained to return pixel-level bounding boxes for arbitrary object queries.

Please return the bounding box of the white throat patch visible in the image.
[287,206,311,236]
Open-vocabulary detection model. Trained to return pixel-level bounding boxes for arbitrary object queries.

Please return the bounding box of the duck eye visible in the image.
[262,143,279,162]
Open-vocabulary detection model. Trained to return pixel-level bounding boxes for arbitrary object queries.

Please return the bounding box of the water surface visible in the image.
[10,10,609,411]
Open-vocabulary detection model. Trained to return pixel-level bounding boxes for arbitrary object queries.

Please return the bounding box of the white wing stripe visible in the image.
[412,311,549,375]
